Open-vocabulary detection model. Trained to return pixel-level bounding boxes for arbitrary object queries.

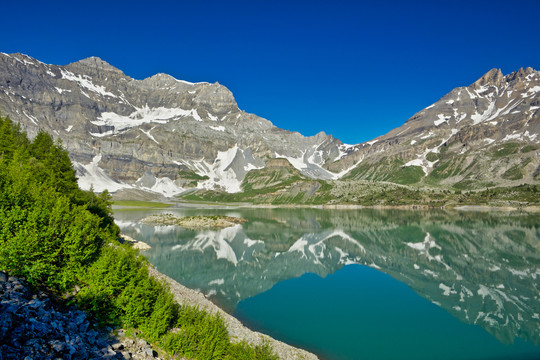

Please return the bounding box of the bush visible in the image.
[0,115,278,359]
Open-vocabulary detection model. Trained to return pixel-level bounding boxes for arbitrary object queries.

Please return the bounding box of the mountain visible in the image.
[0,52,539,198]
[0,53,347,197]
[328,67,540,189]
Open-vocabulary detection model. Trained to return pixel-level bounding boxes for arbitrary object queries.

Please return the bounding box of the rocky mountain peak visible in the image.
[472,68,504,87]
[67,56,126,76]
[194,83,238,114]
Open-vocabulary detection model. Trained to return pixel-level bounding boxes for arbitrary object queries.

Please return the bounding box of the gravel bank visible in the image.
[147,266,319,360]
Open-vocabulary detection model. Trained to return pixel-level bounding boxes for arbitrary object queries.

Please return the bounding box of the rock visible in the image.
[143,347,154,357]
[112,342,124,350]
[0,52,344,197]
[0,274,135,360]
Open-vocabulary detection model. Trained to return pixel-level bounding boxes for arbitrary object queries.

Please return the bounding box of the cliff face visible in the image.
[0,53,343,196]
[1,52,538,196]
[331,67,540,189]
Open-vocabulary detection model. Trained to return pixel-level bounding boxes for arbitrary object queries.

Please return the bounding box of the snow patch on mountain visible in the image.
[74,154,132,193]
[91,105,202,133]
[192,145,264,193]
[60,69,116,98]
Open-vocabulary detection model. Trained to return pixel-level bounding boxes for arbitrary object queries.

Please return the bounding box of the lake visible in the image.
[114,207,540,360]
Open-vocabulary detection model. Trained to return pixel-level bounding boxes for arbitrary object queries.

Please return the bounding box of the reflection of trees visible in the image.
[114,208,540,345]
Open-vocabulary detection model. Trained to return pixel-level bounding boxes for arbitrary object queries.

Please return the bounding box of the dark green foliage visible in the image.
[344,157,423,184]
[227,340,280,360]
[502,159,531,180]
[160,305,278,360]
[425,152,439,162]
[0,117,115,290]
[178,169,210,181]
[491,142,520,158]
[0,115,278,358]
[161,307,229,360]
[521,144,539,153]
[77,245,179,339]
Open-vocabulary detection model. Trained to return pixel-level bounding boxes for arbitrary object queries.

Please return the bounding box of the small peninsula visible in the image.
[140,214,248,229]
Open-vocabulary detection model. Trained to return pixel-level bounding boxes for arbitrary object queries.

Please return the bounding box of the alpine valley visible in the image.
[1,53,539,205]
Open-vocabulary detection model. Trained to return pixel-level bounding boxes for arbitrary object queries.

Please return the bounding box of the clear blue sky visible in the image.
[2,0,539,144]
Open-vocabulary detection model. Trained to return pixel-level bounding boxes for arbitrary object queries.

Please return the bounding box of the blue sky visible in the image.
[2,0,539,144]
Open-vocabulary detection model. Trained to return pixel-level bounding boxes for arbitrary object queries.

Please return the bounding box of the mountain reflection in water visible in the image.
[114,208,540,348]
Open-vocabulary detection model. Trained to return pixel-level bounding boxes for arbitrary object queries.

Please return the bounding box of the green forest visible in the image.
[0,115,277,360]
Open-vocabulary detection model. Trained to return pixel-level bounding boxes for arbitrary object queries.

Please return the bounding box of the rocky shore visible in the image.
[0,269,318,360]
[0,271,166,360]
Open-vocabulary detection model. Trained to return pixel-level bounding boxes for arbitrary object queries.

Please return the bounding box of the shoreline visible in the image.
[116,199,540,213]
[147,266,319,360]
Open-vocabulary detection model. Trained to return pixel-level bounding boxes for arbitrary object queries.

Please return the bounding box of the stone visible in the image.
[143,347,155,357]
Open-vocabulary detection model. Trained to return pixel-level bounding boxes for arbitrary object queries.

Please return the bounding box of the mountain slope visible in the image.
[0,53,538,197]
[0,53,346,197]
[331,67,540,189]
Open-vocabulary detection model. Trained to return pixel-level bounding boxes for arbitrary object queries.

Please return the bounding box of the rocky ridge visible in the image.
[0,52,345,197]
[330,67,540,189]
[0,53,538,196]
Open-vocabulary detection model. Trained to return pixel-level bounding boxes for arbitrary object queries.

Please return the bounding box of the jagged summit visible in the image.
[0,53,344,197]
[69,56,125,75]
[0,52,537,196]
[472,68,504,87]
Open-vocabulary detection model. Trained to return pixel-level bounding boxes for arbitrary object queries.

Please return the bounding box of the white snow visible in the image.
[403,158,427,175]
[90,130,114,137]
[275,151,308,170]
[484,138,495,145]
[46,70,56,77]
[55,87,71,94]
[434,114,449,126]
[75,154,132,193]
[60,69,116,97]
[135,174,184,196]
[191,109,202,122]
[65,125,73,132]
[404,129,457,175]
[410,140,417,145]
[92,105,201,133]
[367,139,378,146]
[195,145,264,193]
[208,113,219,121]
[332,156,365,179]
[523,85,540,97]
[471,101,496,125]
[140,127,159,144]
[210,125,226,132]
[22,111,39,125]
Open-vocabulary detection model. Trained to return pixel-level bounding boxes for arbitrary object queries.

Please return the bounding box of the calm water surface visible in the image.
[114,207,540,360]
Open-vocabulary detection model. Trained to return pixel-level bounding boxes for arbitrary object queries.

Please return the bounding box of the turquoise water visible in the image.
[236,265,538,360]
[114,208,540,360]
